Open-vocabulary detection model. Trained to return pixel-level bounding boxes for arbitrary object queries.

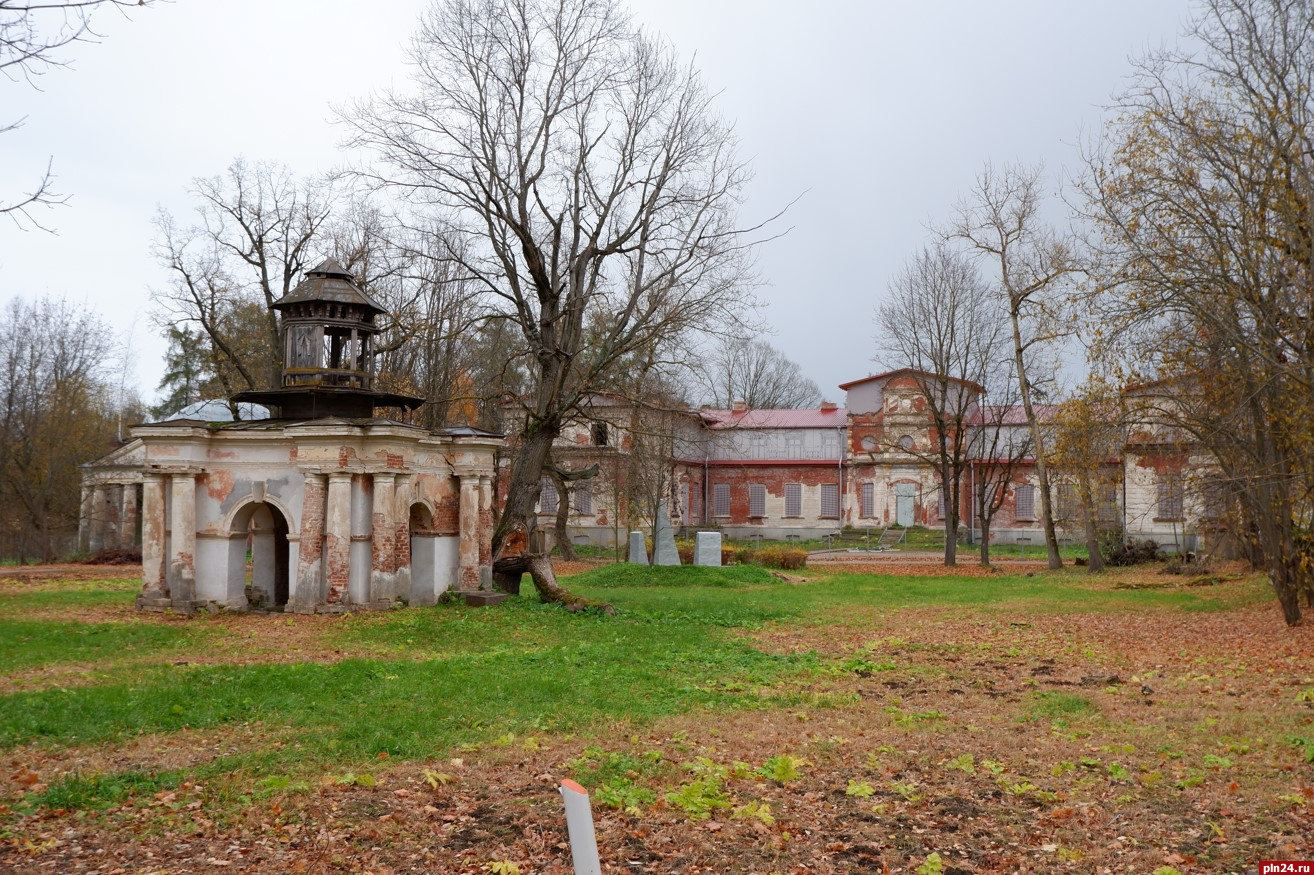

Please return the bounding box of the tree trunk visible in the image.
[551,469,576,561]
[943,481,957,567]
[979,516,992,566]
[1078,475,1104,573]
[491,416,610,611]
[1008,309,1062,569]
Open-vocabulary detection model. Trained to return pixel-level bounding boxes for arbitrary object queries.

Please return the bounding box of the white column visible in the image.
[120,483,139,549]
[291,473,326,612]
[169,472,197,609]
[140,473,168,602]
[457,474,480,591]
[324,472,353,606]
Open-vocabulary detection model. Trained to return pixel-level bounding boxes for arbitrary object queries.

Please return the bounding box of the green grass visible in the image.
[0,594,813,761]
[0,564,1271,814]
[0,619,205,673]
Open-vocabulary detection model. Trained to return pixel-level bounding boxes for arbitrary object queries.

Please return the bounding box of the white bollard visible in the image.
[559,778,602,875]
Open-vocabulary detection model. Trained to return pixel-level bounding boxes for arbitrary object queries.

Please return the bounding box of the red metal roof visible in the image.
[700,407,849,429]
[965,404,1060,426]
[838,368,985,393]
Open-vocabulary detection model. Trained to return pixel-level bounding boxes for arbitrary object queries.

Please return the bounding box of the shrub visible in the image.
[746,545,807,570]
[1102,536,1163,567]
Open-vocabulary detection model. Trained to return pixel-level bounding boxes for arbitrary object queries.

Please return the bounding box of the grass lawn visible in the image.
[0,561,1310,874]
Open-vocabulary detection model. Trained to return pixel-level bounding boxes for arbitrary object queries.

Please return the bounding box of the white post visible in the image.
[558,779,602,875]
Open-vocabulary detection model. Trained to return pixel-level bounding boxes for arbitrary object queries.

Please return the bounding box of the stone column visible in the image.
[120,483,139,550]
[138,473,169,606]
[291,473,327,613]
[78,484,93,553]
[457,474,481,592]
[393,475,413,576]
[169,472,197,610]
[89,484,109,553]
[478,475,494,588]
[370,473,397,600]
[324,472,353,606]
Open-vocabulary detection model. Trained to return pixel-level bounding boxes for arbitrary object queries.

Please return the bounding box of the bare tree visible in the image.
[700,337,822,409]
[1049,383,1123,573]
[877,242,1007,565]
[952,163,1074,570]
[0,296,119,561]
[151,160,335,408]
[2,0,155,229]
[967,365,1035,567]
[1082,0,1314,623]
[343,0,766,604]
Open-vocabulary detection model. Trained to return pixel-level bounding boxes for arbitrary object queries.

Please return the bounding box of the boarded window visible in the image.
[784,483,802,518]
[714,483,730,517]
[748,484,766,517]
[573,483,592,515]
[1096,483,1118,522]
[1201,480,1226,520]
[820,483,839,519]
[591,422,609,446]
[1056,483,1078,523]
[860,482,874,518]
[539,480,559,514]
[1156,475,1184,520]
[1014,484,1035,520]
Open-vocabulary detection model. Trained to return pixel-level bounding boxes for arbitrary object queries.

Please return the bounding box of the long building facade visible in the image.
[540,369,1211,552]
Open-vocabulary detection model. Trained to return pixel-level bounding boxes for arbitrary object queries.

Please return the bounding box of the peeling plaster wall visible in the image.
[132,422,499,614]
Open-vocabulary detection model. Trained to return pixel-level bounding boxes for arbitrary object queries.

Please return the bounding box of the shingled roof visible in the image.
[272,258,388,315]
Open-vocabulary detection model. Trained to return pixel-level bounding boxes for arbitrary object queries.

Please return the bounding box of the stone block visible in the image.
[653,500,681,566]
[465,591,507,607]
[628,530,648,564]
[694,531,722,566]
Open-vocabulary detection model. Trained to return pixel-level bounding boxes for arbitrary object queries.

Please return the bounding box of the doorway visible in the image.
[234,502,290,608]
[895,483,915,527]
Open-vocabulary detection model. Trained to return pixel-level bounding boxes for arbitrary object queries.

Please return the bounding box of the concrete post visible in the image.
[324,472,353,606]
[139,473,168,603]
[120,483,139,549]
[168,473,197,610]
[89,483,109,553]
[291,473,327,612]
[457,474,481,591]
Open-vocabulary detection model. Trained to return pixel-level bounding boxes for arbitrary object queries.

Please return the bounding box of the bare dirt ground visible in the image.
[1,563,1312,873]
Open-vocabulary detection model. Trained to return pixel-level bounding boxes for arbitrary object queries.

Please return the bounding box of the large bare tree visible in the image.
[952,163,1074,570]
[343,0,764,603]
[1082,0,1314,623]
[2,0,155,229]
[700,337,822,410]
[877,242,1007,565]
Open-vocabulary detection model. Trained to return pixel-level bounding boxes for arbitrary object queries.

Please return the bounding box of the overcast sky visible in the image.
[0,0,1192,406]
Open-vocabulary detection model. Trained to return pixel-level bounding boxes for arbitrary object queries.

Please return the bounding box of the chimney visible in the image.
[820,401,837,412]
[731,400,747,413]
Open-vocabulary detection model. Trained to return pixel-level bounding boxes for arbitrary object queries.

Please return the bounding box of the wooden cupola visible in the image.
[233,259,424,419]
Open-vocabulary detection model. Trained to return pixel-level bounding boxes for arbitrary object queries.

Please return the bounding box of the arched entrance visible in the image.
[409,501,459,602]
[231,502,290,609]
